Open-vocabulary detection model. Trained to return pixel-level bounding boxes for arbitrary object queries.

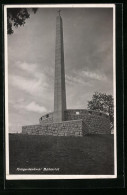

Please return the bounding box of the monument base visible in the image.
[38,109,111,134]
[22,119,89,137]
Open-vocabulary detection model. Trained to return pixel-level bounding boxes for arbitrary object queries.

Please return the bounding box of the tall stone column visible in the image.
[54,11,66,122]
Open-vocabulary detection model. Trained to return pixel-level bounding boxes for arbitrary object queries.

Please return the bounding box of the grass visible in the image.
[9,134,114,175]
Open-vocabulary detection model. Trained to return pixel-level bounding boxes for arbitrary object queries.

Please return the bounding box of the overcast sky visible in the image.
[7,7,113,133]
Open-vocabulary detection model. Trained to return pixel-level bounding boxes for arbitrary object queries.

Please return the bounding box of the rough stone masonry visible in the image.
[22,11,111,136]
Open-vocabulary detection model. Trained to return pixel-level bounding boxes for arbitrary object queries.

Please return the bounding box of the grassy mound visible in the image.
[9,134,114,175]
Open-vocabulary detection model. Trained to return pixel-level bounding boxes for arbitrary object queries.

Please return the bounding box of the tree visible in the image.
[87,92,114,127]
[7,8,38,34]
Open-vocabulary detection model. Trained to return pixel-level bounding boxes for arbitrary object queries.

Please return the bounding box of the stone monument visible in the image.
[22,11,111,136]
[54,10,66,123]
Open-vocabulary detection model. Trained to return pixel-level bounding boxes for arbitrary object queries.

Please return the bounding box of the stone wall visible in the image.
[39,112,54,125]
[22,120,87,136]
[38,109,110,135]
[64,109,110,134]
[22,125,42,135]
[82,120,89,135]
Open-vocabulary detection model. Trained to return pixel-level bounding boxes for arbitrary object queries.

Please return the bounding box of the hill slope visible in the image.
[9,134,114,175]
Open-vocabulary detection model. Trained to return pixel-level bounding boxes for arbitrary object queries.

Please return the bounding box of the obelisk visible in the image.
[54,10,66,122]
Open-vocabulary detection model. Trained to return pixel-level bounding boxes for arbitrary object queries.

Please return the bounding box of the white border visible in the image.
[4,4,117,180]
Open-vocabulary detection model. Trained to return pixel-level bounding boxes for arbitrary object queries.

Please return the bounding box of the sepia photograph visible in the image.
[4,4,116,179]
